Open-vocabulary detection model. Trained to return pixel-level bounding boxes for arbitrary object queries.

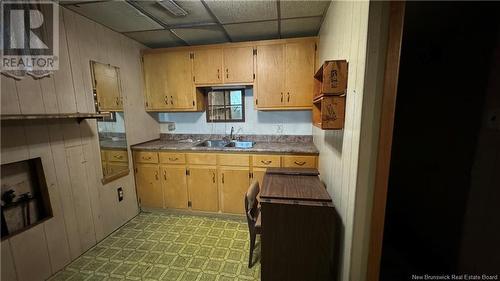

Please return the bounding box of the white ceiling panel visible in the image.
[172,26,228,45]
[65,1,163,32]
[224,21,278,42]
[280,1,331,19]
[124,29,185,48]
[281,17,322,38]
[133,1,215,26]
[204,0,278,24]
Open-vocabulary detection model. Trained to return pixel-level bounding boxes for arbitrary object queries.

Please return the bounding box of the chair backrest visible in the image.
[245,180,260,226]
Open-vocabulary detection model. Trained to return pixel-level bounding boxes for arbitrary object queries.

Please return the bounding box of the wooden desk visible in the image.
[260,168,338,281]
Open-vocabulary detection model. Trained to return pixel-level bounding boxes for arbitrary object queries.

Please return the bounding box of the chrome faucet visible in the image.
[229,126,235,141]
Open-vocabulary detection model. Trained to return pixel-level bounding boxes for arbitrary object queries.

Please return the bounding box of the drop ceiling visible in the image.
[62,0,331,48]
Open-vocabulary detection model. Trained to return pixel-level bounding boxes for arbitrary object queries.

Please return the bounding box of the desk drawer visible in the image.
[282,155,316,168]
[107,150,128,163]
[159,152,186,164]
[187,153,217,165]
[134,151,158,164]
[218,154,250,166]
[252,155,281,168]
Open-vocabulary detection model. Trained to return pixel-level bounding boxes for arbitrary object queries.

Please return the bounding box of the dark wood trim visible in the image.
[366,2,406,281]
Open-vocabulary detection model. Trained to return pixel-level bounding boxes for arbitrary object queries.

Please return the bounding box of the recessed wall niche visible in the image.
[1,157,53,239]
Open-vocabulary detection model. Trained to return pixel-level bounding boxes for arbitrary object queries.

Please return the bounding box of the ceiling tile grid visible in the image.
[62,0,331,48]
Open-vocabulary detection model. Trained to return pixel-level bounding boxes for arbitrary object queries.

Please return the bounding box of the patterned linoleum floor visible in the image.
[49,211,260,281]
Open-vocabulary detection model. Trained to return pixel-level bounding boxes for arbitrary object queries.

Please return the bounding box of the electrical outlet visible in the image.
[117,187,123,202]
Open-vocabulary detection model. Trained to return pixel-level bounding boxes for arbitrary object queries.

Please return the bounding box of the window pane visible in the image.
[228,105,243,120]
[229,90,242,105]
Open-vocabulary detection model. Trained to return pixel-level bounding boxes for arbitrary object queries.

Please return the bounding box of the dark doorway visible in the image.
[380,2,500,280]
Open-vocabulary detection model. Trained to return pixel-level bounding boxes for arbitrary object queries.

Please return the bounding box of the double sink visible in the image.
[196,140,255,149]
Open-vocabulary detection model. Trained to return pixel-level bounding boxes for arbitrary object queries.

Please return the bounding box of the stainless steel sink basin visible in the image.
[196,140,228,148]
[225,141,255,149]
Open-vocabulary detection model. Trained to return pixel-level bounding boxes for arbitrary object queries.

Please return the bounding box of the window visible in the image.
[206,89,245,122]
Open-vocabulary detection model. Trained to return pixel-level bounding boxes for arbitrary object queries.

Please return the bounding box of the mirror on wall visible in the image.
[90,61,129,183]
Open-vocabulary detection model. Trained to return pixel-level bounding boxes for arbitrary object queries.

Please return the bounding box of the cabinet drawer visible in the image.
[282,155,317,168]
[187,153,217,165]
[159,152,186,164]
[218,154,250,166]
[107,150,128,163]
[252,155,281,168]
[134,151,159,163]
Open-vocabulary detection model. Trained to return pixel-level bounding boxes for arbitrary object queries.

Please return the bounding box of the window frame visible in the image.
[205,88,246,123]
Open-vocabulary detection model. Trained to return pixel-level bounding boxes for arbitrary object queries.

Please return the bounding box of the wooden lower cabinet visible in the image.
[107,162,128,175]
[219,167,251,214]
[161,165,188,209]
[133,151,318,213]
[135,164,163,208]
[187,166,219,212]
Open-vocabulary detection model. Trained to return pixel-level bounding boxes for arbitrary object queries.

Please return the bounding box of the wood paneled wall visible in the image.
[313,1,390,281]
[0,7,159,281]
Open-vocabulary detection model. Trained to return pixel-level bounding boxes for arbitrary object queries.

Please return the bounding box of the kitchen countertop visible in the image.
[131,139,319,155]
[100,139,128,150]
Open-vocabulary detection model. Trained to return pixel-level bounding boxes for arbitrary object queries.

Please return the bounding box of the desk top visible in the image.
[260,168,332,203]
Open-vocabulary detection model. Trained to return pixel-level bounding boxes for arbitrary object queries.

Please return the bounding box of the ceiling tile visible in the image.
[124,30,185,48]
[133,1,216,27]
[281,17,322,38]
[224,21,279,42]
[204,0,277,24]
[65,1,163,32]
[280,1,331,19]
[172,26,228,45]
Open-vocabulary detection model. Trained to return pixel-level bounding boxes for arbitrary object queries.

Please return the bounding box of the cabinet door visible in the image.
[161,165,189,209]
[107,162,128,175]
[187,166,219,212]
[164,51,195,109]
[252,167,267,187]
[143,53,170,110]
[94,63,122,111]
[223,46,254,83]
[135,164,163,208]
[193,49,223,84]
[219,167,250,214]
[284,41,315,107]
[256,44,285,108]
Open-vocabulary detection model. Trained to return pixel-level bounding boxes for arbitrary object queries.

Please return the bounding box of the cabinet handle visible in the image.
[170,96,174,105]
[287,92,290,102]
[226,68,229,78]
[113,155,123,159]
[168,157,178,161]
[163,170,167,180]
[115,97,119,105]
[155,171,159,180]
[261,160,272,165]
[142,156,152,160]
[212,171,216,183]
[217,69,220,79]
[164,96,168,104]
[294,161,306,166]
[281,92,283,102]
[222,173,224,184]
[120,97,123,105]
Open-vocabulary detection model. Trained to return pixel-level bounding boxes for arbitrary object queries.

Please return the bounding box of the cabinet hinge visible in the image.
[189,53,194,59]
[253,49,257,55]
[145,101,148,107]
[255,99,258,105]
[193,76,195,82]
[134,167,138,173]
[253,73,255,80]
[188,201,192,207]
[186,169,190,176]
[192,100,195,106]
[315,43,317,51]
[249,172,253,179]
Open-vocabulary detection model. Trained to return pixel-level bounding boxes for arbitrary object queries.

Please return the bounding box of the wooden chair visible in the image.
[244,180,262,268]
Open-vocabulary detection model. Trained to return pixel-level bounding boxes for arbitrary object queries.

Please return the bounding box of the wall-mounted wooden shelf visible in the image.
[313,60,348,100]
[0,112,111,123]
[312,95,346,130]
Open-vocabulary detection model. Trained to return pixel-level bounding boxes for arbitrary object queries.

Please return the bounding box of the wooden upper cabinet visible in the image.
[284,41,316,107]
[256,44,285,108]
[193,48,223,85]
[143,53,169,110]
[223,46,254,84]
[164,51,195,109]
[93,62,122,111]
